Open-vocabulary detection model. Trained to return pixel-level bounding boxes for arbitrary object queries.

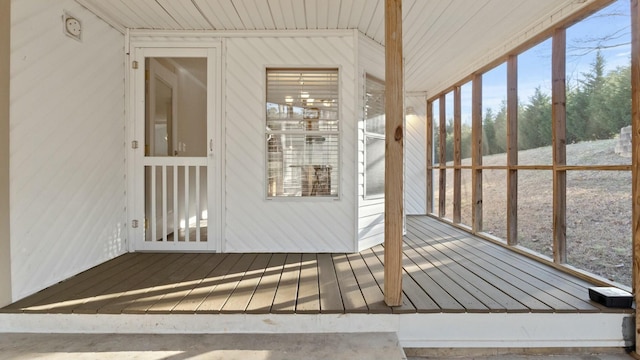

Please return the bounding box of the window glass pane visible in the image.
[364,75,385,199]
[266,68,339,198]
[566,0,631,165]
[517,170,553,258]
[518,39,552,165]
[482,63,507,163]
[267,133,339,197]
[365,136,384,197]
[566,171,631,287]
[365,75,385,135]
[482,169,506,240]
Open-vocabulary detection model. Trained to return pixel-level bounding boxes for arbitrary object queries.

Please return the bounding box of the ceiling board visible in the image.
[76,0,610,95]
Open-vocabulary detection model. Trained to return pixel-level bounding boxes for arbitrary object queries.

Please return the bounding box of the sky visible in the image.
[446,0,632,126]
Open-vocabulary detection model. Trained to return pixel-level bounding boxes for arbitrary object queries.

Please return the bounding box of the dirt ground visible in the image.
[436,139,632,287]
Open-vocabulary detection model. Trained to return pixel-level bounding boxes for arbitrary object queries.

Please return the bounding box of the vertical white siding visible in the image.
[405,96,427,215]
[357,35,385,251]
[224,34,357,252]
[0,0,11,307]
[10,0,125,300]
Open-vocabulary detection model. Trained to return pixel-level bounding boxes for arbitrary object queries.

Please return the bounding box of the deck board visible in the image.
[317,254,345,313]
[296,254,321,313]
[122,253,209,314]
[346,252,391,314]
[416,218,609,312]
[409,217,602,313]
[271,253,302,313]
[245,253,287,314]
[98,254,194,314]
[333,253,367,313]
[404,231,519,312]
[171,253,242,313]
[402,242,490,313]
[197,253,258,313]
[65,253,173,314]
[3,216,629,316]
[147,253,229,314]
[359,248,417,314]
[221,254,273,313]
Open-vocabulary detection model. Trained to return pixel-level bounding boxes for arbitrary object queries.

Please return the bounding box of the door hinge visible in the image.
[132,140,139,149]
[132,60,139,69]
[144,218,149,229]
[131,219,139,228]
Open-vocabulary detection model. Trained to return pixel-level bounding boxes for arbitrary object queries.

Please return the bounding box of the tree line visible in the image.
[435,51,631,162]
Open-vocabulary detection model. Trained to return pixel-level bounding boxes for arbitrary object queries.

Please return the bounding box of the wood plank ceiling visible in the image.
[76,0,603,96]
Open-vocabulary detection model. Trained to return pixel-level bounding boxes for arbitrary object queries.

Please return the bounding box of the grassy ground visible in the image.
[437,139,632,287]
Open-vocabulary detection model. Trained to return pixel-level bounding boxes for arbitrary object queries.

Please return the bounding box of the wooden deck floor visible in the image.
[1,216,628,315]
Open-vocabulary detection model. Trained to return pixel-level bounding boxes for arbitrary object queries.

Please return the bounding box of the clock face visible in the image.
[65,17,81,37]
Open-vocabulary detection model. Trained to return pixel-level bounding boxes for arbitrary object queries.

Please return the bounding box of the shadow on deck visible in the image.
[0,216,633,348]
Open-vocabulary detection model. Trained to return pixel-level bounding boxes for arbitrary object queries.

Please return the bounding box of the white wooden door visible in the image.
[131,47,221,252]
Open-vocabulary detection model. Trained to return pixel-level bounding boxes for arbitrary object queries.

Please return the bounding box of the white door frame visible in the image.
[127,44,223,252]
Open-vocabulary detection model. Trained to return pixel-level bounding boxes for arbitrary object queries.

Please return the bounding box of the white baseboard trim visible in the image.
[0,312,632,349]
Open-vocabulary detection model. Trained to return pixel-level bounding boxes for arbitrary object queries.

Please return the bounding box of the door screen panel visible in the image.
[143,57,208,245]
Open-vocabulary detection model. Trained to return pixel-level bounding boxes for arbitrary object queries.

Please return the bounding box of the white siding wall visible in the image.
[10,0,125,300]
[224,34,357,252]
[405,96,427,215]
[1,0,11,307]
[357,35,385,251]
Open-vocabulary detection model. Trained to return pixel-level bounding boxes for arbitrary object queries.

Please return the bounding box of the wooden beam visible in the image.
[384,0,403,307]
[471,74,483,233]
[453,86,462,224]
[552,28,567,264]
[631,0,640,350]
[426,100,433,214]
[438,93,446,218]
[506,55,518,246]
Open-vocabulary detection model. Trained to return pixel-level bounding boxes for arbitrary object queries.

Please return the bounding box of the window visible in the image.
[266,68,339,198]
[364,75,385,198]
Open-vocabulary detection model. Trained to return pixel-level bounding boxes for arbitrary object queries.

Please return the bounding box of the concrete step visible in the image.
[0,332,406,360]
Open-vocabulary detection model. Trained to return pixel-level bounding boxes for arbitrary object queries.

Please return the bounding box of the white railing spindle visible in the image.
[195,165,201,242]
[162,165,167,242]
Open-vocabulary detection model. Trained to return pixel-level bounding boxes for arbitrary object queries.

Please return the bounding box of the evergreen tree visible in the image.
[482,108,496,155]
[519,87,552,150]
[602,65,631,133]
[493,101,508,154]
[583,51,610,139]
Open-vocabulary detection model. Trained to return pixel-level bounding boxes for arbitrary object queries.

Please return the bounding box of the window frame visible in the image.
[264,67,341,200]
[364,74,385,200]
